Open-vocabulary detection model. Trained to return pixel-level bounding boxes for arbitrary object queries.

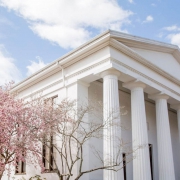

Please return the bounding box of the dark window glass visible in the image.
[42,96,57,172]
[122,153,126,180]
[149,144,153,180]
[42,135,55,171]
[15,160,26,174]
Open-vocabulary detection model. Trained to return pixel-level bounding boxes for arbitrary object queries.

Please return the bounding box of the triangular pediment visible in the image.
[109,30,180,84]
[129,47,180,81]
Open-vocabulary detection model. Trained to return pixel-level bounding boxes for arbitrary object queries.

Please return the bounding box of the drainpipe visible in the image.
[57,62,65,87]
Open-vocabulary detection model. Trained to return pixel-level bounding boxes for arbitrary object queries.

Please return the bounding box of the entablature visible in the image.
[11,30,180,106]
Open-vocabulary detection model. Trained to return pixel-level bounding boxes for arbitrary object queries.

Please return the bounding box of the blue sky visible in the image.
[0,0,180,85]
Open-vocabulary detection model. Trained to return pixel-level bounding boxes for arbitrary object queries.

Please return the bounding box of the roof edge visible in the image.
[12,30,111,91]
[109,29,179,49]
[12,29,180,92]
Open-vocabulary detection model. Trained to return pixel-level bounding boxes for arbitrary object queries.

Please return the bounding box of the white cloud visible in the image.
[143,15,154,23]
[163,25,180,31]
[26,57,47,76]
[0,17,13,26]
[161,25,180,47]
[157,32,164,38]
[128,0,134,3]
[0,45,21,85]
[167,33,180,47]
[151,3,156,7]
[0,0,132,49]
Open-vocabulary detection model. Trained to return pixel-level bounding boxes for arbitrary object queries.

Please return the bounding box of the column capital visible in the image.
[123,80,146,90]
[170,103,180,111]
[148,93,169,101]
[100,69,121,78]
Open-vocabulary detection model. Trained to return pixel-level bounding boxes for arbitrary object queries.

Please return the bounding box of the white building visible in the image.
[4,30,180,180]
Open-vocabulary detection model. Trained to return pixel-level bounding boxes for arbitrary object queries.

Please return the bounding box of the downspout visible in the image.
[57,62,67,98]
[57,62,65,87]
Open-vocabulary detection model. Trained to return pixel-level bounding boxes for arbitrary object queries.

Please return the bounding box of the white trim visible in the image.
[110,39,180,86]
[12,30,180,93]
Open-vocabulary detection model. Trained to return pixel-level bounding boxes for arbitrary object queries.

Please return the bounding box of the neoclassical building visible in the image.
[5,30,180,180]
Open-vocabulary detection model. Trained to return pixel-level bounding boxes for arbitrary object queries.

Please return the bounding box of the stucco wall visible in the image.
[2,80,180,180]
[88,81,180,180]
[131,47,180,81]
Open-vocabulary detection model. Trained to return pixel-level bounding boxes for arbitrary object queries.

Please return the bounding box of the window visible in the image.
[15,128,26,174]
[15,160,26,174]
[149,144,153,180]
[42,135,56,171]
[44,95,58,108]
[42,96,57,172]
[122,153,127,180]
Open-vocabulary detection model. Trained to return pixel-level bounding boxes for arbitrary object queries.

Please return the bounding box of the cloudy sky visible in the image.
[0,0,180,85]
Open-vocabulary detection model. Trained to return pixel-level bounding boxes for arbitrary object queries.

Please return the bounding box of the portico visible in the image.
[9,30,180,180]
[90,63,178,180]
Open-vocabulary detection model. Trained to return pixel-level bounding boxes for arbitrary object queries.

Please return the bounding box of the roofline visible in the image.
[109,29,179,50]
[12,30,111,90]
[12,29,180,91]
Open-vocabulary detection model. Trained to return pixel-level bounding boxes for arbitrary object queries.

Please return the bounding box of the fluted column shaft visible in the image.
[170,104,180,142]
[123,81,151,180]
[155,95,175,180]
[177,108,180,143]
[101,70,121,180]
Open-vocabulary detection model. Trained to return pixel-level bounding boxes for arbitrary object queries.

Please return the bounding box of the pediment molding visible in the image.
[12,30,180,92]
[111,58,180,97]
[109,38,180,86]
[110,30,178,53]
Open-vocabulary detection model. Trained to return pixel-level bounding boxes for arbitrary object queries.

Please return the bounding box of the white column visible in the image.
[171,104,180,143]
[123,81,151,180]
[101,70,121,180]
[149,94,175,180]
[177,107,180,143]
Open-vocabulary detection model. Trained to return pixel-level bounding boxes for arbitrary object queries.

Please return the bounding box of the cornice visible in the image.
[62,41,110,68]
[19,58,111,99]
[109,38,180,86]
[21,79,63,100]
[12,30,180,93]
[173,49,180,62]
[20,57,180,100]
[111,58,180,97]
[12,31,111,92]
[110,30,179,53]
[12,62,59,92]
[66,58,110,79]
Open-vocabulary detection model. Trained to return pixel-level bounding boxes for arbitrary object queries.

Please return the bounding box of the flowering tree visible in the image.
[25,98,134,180]
[0,83,44,179]
[0,84,135,180]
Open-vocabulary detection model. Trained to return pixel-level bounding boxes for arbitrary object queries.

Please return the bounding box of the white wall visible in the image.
[131,47,180,81]
[87,81,180,180]
[110,47,180,101]
[2,80,180,180]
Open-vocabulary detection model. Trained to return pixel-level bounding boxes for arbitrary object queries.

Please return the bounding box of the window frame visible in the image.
[15,159,26,174]
[42,95,58,173]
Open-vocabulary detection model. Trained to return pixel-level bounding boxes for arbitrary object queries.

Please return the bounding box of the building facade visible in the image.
[4,30,180,180]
